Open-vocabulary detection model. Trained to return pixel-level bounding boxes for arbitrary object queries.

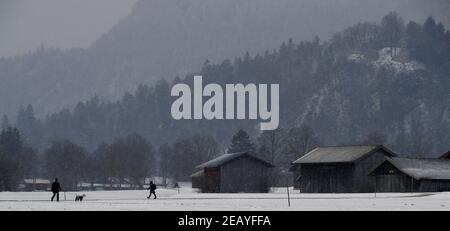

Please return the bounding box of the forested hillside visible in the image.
[5,13,450,157]
[1,0,448,118]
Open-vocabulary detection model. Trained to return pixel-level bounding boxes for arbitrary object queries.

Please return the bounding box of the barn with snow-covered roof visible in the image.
[369,157,450,192]
[191,152,274,193]
[291,145,396,193]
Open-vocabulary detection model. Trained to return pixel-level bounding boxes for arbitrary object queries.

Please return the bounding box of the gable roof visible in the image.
[195,152,274,169]
[292,145,395,164]
[377,157,450,180]
[439,150,450,159]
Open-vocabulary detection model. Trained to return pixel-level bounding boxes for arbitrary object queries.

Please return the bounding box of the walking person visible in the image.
[51,178,62,202]
[147,181,157,199]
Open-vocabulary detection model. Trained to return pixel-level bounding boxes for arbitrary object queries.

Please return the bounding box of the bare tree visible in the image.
[158,143,172,185]
[409,119,430,158]
[280,125,320,165]
[191,133,219,161]
[257,128,284,164]
[44,140,87,191]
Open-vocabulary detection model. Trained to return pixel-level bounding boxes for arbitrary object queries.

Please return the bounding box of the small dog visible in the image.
[75,194,86,202]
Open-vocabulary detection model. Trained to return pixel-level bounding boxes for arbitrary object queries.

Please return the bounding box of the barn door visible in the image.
[205,169,220,192]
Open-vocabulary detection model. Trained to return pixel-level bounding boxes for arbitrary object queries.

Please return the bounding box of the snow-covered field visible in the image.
[1,188,449,211]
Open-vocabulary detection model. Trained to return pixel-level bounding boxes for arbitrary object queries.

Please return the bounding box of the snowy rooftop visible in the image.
[195,152,273,169]
[386,157,450,180]
[293,145,394,164]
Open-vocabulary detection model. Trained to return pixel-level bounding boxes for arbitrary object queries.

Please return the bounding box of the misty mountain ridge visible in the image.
[5,10,449,159]
[1,0,449,118]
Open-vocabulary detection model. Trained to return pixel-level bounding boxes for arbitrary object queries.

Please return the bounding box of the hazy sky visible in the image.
[1,0,449,58]
[0,0,137,57]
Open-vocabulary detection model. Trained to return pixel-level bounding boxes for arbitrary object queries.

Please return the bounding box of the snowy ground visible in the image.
[1,188,449,211]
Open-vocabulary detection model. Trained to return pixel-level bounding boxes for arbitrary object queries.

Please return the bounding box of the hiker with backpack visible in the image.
[147,181,157,199]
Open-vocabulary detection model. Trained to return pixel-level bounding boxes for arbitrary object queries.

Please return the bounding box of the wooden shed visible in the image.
[369,157,450,192]
[191,152,274,193]
[291,145,395,193]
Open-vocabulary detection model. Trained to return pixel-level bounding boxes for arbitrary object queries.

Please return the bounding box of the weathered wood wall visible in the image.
[299,163,353,193]
[419,180,450,192]
[353,150,388,192]
[220,156,270,193]
[371,161,450,192]
[298,150,388,193]
[203,168,220,192]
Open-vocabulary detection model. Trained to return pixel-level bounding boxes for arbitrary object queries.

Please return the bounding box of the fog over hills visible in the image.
[0,0,137,57]
[0,0,449,118]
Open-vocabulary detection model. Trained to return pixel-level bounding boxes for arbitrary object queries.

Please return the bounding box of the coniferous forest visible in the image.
[1,11,450,190]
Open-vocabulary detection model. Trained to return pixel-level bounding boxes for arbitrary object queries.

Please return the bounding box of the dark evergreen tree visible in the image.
[15,105,42,150]
[228,129,255,153]
[381,11,404,56]
[405,21,423,59]
[0,127,36,191]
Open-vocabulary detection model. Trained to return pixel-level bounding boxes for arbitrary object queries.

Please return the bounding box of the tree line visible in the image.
[0,121,390,191]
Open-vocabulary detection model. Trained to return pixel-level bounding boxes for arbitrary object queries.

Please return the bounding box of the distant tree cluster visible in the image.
[331,12,450,76]
[256,126,321,166]
[159,134,219,182]
[0,124,393,191]
[0,127,37,191]
[0,125,224,191]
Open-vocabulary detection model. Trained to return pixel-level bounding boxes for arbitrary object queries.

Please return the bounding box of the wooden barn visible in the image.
[291,145,396,193]
[369,157,450,192]
[191,152,274,193]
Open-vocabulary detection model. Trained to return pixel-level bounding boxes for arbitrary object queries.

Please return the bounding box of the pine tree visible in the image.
[381,12,404,57]
[0,127,25,191]
[15,105,42,149]
[228,129,255,153]
[0,127,23,158]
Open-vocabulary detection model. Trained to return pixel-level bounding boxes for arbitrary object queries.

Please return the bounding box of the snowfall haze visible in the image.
[0,0,449,117]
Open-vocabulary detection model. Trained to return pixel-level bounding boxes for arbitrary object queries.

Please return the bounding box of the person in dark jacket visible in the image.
[147,181,157,199]
[51,178,62,202]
